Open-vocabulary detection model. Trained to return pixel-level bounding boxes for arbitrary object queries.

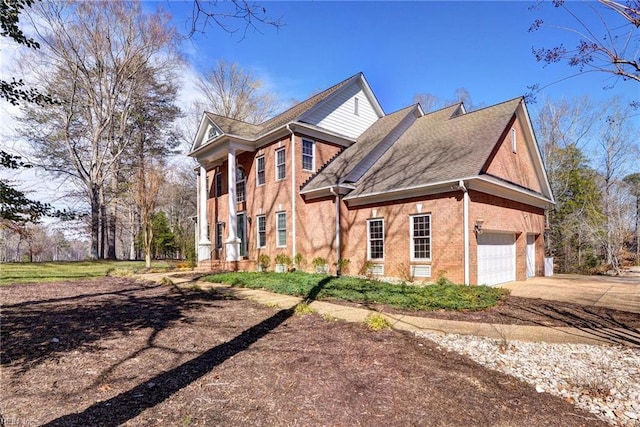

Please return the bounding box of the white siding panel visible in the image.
[302,82,380,139]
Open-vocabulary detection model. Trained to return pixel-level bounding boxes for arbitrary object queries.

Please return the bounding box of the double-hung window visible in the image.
[214,173,222,197]
[411,214,431,261]
[257,215,266,248]
[367,218,384,260]
[302,139,314,172]
[215,222,224,250]
[275,148,286,181]
[236,167,246,203]
[276,212,286,247]
[256,156,265,186]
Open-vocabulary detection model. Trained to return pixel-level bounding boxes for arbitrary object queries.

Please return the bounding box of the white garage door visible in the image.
[477,233,516,286]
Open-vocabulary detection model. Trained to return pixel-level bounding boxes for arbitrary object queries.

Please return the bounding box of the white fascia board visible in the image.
[300,183,355,199]
[190,113,212,153]
[344,179,465,206]
[290,122,356,147]
[358,75,385,117]
[470,176,555,208]
[517,101,555,203]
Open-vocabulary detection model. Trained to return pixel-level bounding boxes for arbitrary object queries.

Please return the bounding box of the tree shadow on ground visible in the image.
[1,279,230,374]
[37,276,333,427]
[496,298,640,346]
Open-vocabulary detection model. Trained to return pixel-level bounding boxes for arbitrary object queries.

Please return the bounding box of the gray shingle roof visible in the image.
[301,105,419,192]
[346,97,522,198]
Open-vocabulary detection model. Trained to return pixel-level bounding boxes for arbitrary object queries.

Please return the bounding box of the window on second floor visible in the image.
[302,139,314,172]
[236,167,246,203]
[275,148,286,181]
[256,155,265,186]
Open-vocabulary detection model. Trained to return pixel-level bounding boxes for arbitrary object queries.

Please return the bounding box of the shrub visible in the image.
[359,260,375,278]
[365,313,392,331]
[336,258,351,274]
[258,253,271,271]
[294,253,306,269]
[397,262,415,283]
[311,257,327,268]
[294,302,316,316]
[274,253,292,266]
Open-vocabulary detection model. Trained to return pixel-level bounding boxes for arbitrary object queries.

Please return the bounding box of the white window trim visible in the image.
[367,218,384,261]
[275,148,286,181]
[511,128,517,153]
[256,215,266,249]
[354,97,360,116]
[256,155,265,186]
[301,139,315,172]
[410,214,432,262]
[276,212,287,248]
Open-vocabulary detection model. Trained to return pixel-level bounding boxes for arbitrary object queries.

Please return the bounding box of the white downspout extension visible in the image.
[287,125,297,264]
[330,187,341,276]
[459,180,470,285]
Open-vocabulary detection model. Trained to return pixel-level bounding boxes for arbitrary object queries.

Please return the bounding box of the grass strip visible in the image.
[0,260,171,285]
[203,271,508,312]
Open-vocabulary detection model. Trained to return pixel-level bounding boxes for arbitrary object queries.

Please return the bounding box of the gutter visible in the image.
[287,124,297,264]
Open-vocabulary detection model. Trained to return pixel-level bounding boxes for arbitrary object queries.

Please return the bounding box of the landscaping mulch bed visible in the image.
[338,296,640,329]
[1,278,609,426]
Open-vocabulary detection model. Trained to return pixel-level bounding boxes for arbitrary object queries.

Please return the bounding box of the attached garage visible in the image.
[477,233,516,286]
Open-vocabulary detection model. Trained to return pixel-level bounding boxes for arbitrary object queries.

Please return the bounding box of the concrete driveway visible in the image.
[500,274,640,314]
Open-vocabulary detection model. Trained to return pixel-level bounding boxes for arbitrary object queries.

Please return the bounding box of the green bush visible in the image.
[203,271,508,312]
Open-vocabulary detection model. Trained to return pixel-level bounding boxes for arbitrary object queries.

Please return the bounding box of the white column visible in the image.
[226,148,240,261]
[197,166,211,262]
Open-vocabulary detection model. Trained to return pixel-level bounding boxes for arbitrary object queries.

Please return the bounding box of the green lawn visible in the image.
[0,260,171,285]
[204,271,509,312]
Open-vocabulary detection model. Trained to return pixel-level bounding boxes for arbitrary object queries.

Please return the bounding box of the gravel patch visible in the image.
[416,331,640,426]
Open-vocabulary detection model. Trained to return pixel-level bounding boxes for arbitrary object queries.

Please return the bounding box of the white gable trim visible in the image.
[517,101,555,203]
[190,114,224,153]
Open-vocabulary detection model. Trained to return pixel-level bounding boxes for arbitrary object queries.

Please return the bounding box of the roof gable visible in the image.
[345,100,518,198]
[189,73,380,158]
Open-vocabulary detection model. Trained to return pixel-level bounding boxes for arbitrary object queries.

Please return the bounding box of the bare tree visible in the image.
[595,98,639,273]
[135,161,165,268]
[623,172,640,264]
[17,1,180,259]
[530,0,639,88]
[196,59,279,124]
[188,0,283,39]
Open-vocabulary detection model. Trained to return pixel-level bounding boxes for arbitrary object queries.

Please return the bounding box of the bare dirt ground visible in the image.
[1,278,613,426]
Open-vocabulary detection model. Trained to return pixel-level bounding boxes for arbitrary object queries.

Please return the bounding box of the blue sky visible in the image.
[164,0,639,114]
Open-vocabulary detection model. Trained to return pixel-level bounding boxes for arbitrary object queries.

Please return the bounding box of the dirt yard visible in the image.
[1,278,613,426]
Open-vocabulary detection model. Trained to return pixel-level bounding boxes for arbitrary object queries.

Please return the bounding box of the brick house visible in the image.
[188,73,554,285]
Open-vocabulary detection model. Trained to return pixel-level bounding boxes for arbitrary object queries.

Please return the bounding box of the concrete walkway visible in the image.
[136,272,640,347]
[501,274,640,314]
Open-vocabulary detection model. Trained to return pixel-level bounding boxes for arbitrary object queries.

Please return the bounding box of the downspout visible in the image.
[287,124,297,265]
[459,180,470,285]
[330,186,341,276]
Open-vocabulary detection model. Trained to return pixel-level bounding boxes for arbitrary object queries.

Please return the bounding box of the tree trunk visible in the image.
[90,185,100,259]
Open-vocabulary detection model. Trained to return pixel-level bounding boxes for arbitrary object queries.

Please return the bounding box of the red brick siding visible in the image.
[469,190,545,283]
[484,115,543,194]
